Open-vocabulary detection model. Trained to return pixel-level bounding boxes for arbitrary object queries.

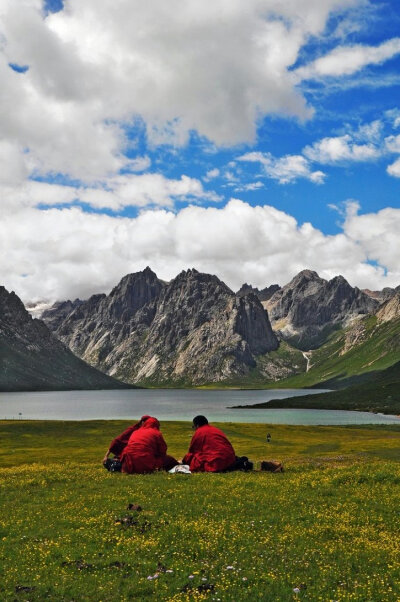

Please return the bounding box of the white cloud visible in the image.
[203,168,220,182]
[297,37,400,80]
[355,120,383,143]
[385,134,400,154]
[0,172,221,212]
[126,156,152,172]
[0,0,360,186]
[387,157,400,178]
[343,201,400,275]
[304,134,379,164]
[234,182,264,192]
[238,152,325,184]
[2,198,399,304]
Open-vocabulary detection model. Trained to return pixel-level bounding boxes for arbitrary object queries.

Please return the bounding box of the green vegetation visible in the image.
[251,361,400,415]
[273,316,400,390]
[1,420,400,601]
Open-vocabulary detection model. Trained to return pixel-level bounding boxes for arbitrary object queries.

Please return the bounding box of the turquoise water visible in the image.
[0,389,399,425]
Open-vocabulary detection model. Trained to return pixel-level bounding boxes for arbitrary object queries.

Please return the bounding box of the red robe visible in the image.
[120,417,170,474]
[108,415,151,456]
[182,424,236,472]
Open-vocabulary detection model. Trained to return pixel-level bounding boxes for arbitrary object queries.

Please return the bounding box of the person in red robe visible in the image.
[120,417,178,474]
[103,415,151,465]
[182,415,236,473]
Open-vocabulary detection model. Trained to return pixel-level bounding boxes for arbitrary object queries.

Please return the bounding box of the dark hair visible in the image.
[193,415,208,427]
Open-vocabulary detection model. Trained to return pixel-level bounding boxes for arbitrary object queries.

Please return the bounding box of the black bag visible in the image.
[104,458,122,472]
[225,456,254,472]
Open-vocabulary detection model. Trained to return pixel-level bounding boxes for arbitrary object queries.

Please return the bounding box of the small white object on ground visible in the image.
[168,464,191,474]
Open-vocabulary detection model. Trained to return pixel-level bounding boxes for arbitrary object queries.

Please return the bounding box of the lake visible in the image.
[0,389,399,425]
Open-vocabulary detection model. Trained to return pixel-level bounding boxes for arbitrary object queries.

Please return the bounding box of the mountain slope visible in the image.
[258,360,400,415]
[0,286,126,392]
[268,293,400,390]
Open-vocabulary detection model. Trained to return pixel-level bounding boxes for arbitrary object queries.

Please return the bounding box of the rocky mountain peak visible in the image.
[236,283,281,302]
[267,269,378,348]
[363,285,400,304]
[0,286,30,325]
[289,269,323,286]
[43,267,280,385]
[106,267,164,320]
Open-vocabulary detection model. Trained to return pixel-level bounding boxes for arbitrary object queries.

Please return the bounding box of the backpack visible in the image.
[232,456,254,471]
[104,458,122,472]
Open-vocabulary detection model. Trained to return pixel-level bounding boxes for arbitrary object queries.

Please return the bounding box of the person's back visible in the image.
[183,416,236,472]
[121,417,167,474]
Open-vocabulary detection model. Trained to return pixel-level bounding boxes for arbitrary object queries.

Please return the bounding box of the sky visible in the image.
[1,0,400,303]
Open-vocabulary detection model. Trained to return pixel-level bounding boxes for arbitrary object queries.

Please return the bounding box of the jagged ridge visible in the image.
[43,268,280,386]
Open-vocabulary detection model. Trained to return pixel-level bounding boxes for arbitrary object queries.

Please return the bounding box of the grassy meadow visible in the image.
[1,420,400,601]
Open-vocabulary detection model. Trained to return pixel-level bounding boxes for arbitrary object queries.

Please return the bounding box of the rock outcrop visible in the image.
[43,268,279,385]
[236,283,280,302]
[0,286,126,391]
[376,291,400,323]
[362,286,400,304]
[266,270,378,348]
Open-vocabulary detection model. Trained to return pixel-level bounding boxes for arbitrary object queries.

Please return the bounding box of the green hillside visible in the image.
[240,360,400,415]
[270,315,400,390]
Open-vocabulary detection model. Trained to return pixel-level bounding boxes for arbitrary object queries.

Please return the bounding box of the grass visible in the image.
[1,420,400,601]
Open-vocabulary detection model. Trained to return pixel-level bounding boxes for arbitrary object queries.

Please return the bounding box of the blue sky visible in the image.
[1,0,400,302]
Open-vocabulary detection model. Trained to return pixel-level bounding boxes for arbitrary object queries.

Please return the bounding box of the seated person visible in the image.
[182,415,236,473]
[120,417,178,474]
[103,415,150,465]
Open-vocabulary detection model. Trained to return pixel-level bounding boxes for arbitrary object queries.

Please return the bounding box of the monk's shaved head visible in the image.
[193,415,208,428]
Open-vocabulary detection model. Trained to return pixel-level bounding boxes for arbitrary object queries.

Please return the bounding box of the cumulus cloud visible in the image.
[203,168,220,182]
[0,172,220,212]
[238,152,325,184]
[297,37,400,80]
[2,199,399,304]
[343,201,400,274]
[0,0,360,185]
[385,134,400,154]
[387,157,400,177]
[304,134,379,164]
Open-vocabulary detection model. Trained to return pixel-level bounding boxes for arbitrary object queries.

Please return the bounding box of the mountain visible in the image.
[236,283,280,302]
[42,266,165,361]
[265,290,400,391]
[265,270,378,349]
[0,286,126,392]
[43,268,285,386]
[362,286,400,304]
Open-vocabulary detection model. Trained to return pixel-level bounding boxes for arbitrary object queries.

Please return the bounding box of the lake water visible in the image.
[0,389,399,425]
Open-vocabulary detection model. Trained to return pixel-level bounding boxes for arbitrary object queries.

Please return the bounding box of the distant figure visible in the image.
[266,432,271,443]
[182,415,236,473]
[103,415,151,465]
